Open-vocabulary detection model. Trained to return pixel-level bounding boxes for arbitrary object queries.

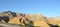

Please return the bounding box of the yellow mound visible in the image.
[33,20,50,27]
[8,17,21,25]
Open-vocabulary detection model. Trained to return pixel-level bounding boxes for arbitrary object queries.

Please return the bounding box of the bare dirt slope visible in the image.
[0,11,60,27]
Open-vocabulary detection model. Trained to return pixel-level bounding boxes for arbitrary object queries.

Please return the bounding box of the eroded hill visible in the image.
[0,11,60,27]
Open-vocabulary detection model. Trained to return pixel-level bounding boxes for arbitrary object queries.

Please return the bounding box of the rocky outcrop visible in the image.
[0,11,60,27]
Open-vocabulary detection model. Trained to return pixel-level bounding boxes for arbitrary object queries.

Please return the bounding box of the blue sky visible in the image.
[0,0,60,17]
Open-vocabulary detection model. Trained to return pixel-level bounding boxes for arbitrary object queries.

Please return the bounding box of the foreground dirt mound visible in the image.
[0,11,60,27]
[0,23,21,27]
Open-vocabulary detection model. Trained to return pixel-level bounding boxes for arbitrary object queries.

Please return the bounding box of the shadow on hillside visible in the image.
[48,24,59,27]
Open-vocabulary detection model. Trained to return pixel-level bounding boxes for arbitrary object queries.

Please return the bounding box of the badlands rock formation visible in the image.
[0,11,60,27]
